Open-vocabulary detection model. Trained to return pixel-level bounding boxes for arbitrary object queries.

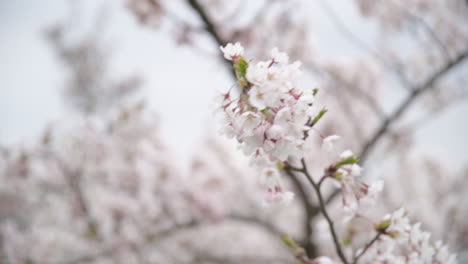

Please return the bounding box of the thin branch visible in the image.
[397,92,468,134]
[318,0,411,89]
[55,159,100,240]
[298,159,349,264]
[185,0,236,79]
[324,50,468,208]
[359,50,468,163]
[388,0,451,59]
[314,65,385,119]
[192,251,294,264]
[352,232,382,264]
[285,169,318,257]
[60,214,286,264]
[59,220,198,264]
[227,214,285,239]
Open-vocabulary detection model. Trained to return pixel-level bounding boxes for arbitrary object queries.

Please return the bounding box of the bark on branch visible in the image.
[186,0,236,79]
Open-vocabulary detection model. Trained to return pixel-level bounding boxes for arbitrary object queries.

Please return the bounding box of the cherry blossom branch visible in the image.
[228,214,286,239]
[352,232,382,264]
[192,252,294,264]
[54,157,100,239]
[185,0,236,79]
[387,0,451,59]
[59,220,199,264]
[186,0,225,46]
[322,50,468,207]
[359,49,468,163]
[216,43,455,263]
[303,62,386,119]
[60,214,285,264]
[298,159,349,264]
[284,169,319,257]
[317,0,411,89]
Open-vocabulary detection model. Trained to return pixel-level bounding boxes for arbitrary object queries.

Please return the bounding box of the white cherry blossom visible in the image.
[322,135,340,152]
[260,167,294,206]
[270,47,289,64]
[220,42,244,61]
[311,256,334,264]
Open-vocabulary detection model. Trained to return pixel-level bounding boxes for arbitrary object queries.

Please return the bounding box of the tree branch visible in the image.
[318,0,411,89]
[298,159,349,264]
[359,50,468,163]
[186,0,236,79]
[352,232,382,264]
[227,214,285,239]
[323,50,468,208]
[388,0,451,59]
[285,169,319,257]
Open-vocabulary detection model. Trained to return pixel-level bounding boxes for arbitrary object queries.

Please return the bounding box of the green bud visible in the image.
[85,223,98,238]
[387,231,400,239]
[376,220,391,231]
[276,162,285,171]
[282,234,299,249]
[336,156,359,168]
[342,236,352,246]
[311,108,328,126]
[260,108,273,119]
[234,57,248,79]
[333,171,344,181]
[146,233,157,242]
[312,88,319,96]
[237,78,248,88]
[295,247,306,258]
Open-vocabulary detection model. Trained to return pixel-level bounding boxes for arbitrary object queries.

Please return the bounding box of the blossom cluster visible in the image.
[218,43,385,210]
[218,43,316,205]
[218,43,458,263]
[359,208,458,263]
[322,137,384,215]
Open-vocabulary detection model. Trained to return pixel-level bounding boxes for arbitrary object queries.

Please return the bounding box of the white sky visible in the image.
[1,0,467,169]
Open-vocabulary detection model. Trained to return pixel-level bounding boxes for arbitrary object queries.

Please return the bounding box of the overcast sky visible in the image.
[1,0,467,170]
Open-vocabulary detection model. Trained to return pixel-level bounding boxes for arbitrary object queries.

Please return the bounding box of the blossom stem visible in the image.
[284,168,319,257]
[359,50,468,164]
[317,175,327,187]
[299,159,349,264]
[352,232,382,264]
[287,165,304,172]
[323,50,468,210]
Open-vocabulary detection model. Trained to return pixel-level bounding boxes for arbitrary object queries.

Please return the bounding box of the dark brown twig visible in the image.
[186,0,236,79]
[324,50,468,209]
[285,169,318,257]
[359,50,468,163]
[298,159,349,264]
[318,0,411,89]
[352,232,382,264]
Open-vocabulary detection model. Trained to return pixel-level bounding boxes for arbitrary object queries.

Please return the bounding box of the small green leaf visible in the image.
[388,231,400,238]
[276,162,285,171]
[311,108,328,126]
[233,57,248,79]
[282,234,299,249]
[377,220,391,231]
[333,171,344,181]
[342,236,352,245]
[336,156,359,167]
[85,223,99,238]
